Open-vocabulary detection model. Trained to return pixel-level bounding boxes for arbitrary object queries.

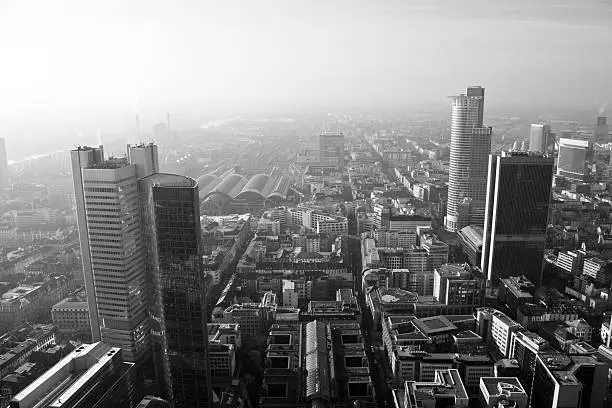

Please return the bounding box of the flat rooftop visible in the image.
[378,287,419,304]
[480,377,525,397]
[412,316,457,335]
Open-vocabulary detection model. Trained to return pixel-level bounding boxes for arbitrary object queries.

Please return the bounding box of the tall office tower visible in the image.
[0,137,7,188]
[556,138,593,183]
[445,86,492,232]
[529,124,554,154]
[482,152,553,287]
[595,116,609,143]
[139,174,211,407]
[319,132,345,171]
[71,144,158,362]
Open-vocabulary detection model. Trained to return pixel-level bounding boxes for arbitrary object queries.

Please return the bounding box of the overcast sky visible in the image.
[1,0,611,146]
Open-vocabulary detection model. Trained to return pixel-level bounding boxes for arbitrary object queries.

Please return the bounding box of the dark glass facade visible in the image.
[530,358,556,408]
[482,153,554,287]
[140,174,211,408]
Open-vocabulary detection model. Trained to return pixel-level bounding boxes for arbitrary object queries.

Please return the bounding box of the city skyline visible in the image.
[1,2,612,407]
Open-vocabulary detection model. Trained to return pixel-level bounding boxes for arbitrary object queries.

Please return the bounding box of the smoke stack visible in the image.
[600,103,608,117]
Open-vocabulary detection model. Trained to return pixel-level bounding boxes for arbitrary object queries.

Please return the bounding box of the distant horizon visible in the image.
[3,99,608,162]
[1,0,611,156]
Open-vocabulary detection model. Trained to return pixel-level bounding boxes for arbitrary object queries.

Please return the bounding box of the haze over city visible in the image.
[1,0,612,158]
[2,3,612,408]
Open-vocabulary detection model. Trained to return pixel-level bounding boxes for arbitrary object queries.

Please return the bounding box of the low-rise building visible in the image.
[476,308,520,359]
[457,225,483,268]
[51,298,90,342]
[208,323,241,349]
[209,343,236,378]
[392,369,469,408]
[10,342,135,408]
[497,276,535,316]
[479,377,528,408]
[0,276,72,331]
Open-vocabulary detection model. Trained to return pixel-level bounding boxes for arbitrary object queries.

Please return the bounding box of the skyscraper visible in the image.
[529,123,553,154]
[139,174,212,407]
[445,86,492,232]
[482,151,553,287]
[0,137,8,188]
[319,132,344,171]
[71,144,158,362]
[556,138,593,184]
[595,116,609,143]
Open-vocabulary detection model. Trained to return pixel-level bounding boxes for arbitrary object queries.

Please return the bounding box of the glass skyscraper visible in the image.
[139,173,212,408]
[482,151,554,287]
[445,86,492,232]
[556,138,593,184]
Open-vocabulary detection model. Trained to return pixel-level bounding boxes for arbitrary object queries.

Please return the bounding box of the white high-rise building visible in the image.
[71,143,158,362]
[445,86,492,232]
[529,124,553,154]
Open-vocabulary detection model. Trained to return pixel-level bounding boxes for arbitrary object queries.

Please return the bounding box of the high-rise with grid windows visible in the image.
[445,86,492,232]
[71,144,158,362]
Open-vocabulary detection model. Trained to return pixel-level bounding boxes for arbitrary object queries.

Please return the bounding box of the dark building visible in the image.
[140,174,212,408]
[530,352,607,408]
[497,276,535,316]
[457,225,483,267]
[482,152,553,287]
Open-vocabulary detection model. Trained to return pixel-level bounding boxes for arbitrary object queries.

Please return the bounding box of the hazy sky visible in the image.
[1,0,611,147]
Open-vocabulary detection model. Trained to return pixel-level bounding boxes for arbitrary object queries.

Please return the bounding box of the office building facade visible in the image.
[71,145,156,362]
[445,86,492,232]
[319,132,344,171]
[139,173,212,407]
[529,123,553,154]
[482,152,553,287]
[595,116,608,143]
[556,138,593,183]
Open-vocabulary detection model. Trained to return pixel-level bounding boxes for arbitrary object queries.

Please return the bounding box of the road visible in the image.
[348,234,392,407]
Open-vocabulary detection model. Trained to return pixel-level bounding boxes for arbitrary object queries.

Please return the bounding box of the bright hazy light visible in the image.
[0,0,611,138]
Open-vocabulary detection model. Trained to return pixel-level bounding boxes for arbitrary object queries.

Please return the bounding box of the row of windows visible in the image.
[86,207,122,213]
[85,187,117,193]
[84,177,135,185]
[86,201,120,206]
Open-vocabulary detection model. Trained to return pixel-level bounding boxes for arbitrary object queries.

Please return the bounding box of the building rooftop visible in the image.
[412,316,457,336]
[435,263,479,279]
[480,377,526,397]
[406,369,469,405]
[453,330,481,341]
[457,225,483,248]
[52,298,88,311]
[500,275,535,298]
[11,342,132,408]
[377,287,419,304]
